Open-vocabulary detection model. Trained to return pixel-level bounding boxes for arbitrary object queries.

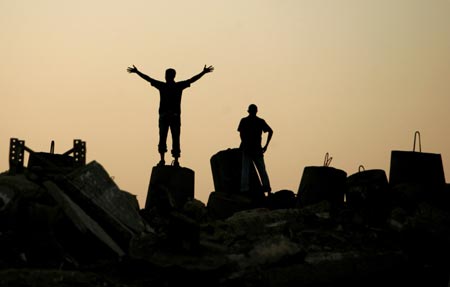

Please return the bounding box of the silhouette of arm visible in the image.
[262,126,273,154]
[187,65,214,84]
[127,65,157,84]
[239,131,245,143]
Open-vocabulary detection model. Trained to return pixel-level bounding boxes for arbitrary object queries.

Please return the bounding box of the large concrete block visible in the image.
[145,165,195,212]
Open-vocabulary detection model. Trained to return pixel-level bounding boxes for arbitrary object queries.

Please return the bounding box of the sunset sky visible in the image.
[1,0,450,207]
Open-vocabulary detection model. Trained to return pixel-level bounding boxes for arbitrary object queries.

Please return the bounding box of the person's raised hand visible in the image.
[203,65,214,73]
[127,65,138,73]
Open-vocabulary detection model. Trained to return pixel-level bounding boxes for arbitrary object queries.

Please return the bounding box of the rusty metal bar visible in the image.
[9,138,86,174]
[62,139,86,166]
[9,138,25,174]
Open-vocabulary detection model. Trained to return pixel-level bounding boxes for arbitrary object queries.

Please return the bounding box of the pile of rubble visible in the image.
[1,141,450,287]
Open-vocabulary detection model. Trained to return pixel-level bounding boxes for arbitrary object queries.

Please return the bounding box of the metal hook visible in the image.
[324,152,333,167]
[413,131,421,152]
[358,165,365,172]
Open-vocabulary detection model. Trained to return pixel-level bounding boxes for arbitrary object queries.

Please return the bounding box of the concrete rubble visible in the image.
[1,144,450,287]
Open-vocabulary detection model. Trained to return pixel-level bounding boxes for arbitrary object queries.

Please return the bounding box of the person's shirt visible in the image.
[150,80,191,116]
[238,115,271,155]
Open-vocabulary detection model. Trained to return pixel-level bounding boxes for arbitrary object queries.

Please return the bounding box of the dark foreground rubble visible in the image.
[1,143,450,286]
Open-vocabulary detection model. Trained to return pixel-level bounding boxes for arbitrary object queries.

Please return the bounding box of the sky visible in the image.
[1,0,450,208]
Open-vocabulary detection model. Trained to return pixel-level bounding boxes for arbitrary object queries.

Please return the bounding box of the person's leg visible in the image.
[170,116,181,166]
[253,155,271,193]
[158,116,169,165]
[159,152,165,165]
[240,151,251,193]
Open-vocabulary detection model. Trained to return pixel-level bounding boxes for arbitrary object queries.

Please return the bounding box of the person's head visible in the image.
[247,104,258,116]
[165,68,176,82]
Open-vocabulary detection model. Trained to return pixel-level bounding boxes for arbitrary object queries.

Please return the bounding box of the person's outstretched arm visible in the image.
[127,65,157,84]
[187,65,214,84]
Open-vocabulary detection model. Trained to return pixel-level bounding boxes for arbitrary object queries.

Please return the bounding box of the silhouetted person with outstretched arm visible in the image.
[127,64,214,166]
[238,104,273,194]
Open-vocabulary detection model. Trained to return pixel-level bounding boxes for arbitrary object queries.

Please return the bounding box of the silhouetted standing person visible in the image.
[238,104,273,194]
[127,64,214,166]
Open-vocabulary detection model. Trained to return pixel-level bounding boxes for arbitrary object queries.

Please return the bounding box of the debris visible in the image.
[1,140,450,287]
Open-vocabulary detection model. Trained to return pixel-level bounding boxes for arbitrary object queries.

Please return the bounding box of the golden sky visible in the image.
[1,0,450,207]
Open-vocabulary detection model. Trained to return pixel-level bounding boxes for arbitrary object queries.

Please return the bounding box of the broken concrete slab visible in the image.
[0,174,48,230]
[43,181,125,258]
[59,161,149,248]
